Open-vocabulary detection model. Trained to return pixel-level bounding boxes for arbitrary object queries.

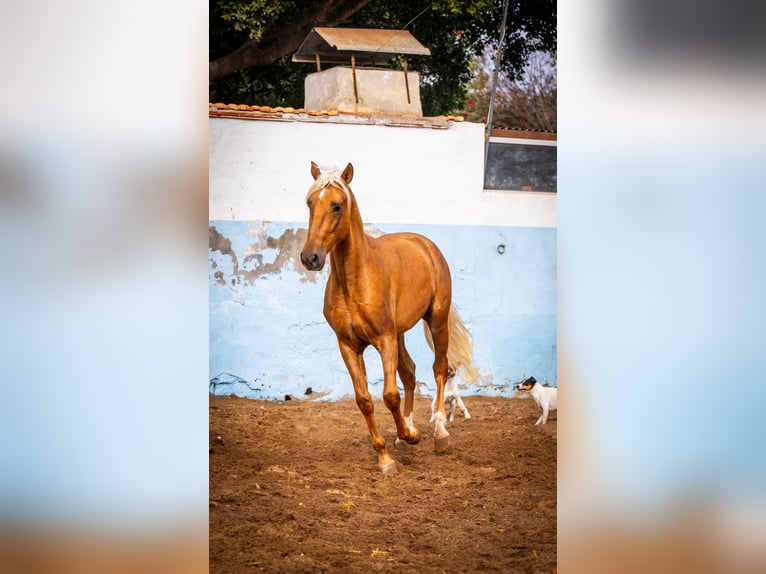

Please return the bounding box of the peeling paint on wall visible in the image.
[209,223,318,286]
[209,221,387,289]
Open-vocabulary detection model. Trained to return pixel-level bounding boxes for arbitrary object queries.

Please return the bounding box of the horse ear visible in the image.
[310,161,321,180]
[341,163,354,184]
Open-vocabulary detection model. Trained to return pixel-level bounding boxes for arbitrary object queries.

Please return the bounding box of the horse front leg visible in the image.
[337,339,396,473]
[377,336,420,447]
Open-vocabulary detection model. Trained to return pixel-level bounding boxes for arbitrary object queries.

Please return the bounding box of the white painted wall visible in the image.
[209,117,556,228]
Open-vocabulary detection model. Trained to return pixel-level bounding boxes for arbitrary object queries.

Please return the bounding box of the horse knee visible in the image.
[383,389,401,411]
[355,395,374,415]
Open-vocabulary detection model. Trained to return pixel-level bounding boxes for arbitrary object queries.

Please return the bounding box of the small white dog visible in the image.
[514,376,557,425]
[431,367,471,422]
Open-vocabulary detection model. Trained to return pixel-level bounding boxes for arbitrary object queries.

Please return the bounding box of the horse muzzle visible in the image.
[300,248,326,271]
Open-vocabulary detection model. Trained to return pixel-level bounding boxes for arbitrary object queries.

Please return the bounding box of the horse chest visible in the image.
[324,296,392,345]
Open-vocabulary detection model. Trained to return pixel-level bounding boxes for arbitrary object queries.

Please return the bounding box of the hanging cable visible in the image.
[484,0,510,171]
[403,4,432,30]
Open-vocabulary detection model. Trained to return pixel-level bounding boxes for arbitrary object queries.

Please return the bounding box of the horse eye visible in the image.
[306,200,312,209]
[332,203,342,213]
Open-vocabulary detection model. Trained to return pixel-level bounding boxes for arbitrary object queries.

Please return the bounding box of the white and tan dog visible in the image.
[514,376,557,425]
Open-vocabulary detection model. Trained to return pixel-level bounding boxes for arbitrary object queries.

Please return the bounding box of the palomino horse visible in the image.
[300,161,475,473]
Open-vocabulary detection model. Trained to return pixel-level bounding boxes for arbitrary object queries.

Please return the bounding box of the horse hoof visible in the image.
[434,435,451,452]
[380,461,399,474]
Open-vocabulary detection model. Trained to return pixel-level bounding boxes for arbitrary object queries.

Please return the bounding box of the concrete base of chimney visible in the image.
[304,67,423,117]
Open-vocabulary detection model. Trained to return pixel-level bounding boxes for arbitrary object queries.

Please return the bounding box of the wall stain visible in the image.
[209,224,322,287]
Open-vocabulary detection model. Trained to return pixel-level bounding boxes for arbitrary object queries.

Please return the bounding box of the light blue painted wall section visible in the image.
[210,220,556,401]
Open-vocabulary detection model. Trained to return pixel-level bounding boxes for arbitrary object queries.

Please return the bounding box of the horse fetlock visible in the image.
[403,415,419,441]
[368,433,386,454]
[404,429,420,444]
[395,422,420,445]
[433,413,449,441]
[431,409,446,426]
[429,396,445,422]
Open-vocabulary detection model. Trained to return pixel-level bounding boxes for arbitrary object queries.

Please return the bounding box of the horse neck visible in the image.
[329,191,371,283]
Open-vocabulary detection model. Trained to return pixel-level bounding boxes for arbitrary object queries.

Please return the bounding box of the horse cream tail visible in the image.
[423,304,481,385]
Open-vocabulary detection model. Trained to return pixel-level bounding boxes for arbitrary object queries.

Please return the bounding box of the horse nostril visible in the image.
[301,250,321,270]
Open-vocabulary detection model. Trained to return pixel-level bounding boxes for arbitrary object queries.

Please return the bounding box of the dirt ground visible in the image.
[209,393,556,574]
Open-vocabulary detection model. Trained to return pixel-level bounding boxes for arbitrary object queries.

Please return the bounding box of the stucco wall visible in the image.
[209,116,556,400]
[304,67,424,116]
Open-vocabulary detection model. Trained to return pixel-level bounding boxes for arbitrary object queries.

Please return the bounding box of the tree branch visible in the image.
[210,0,373,81]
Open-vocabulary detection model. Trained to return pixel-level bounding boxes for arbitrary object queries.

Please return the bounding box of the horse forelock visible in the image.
[306,167,351,205]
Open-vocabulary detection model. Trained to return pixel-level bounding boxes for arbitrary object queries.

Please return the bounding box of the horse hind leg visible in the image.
[396,334,420,445]
[425,309,451,452]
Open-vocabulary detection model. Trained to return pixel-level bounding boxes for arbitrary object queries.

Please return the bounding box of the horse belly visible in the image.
[381,236,450,333]
[394,293,432,335]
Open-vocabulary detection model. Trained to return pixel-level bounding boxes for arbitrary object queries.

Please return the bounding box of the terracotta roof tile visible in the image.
[208,103,467,129]
[489,128,557,140]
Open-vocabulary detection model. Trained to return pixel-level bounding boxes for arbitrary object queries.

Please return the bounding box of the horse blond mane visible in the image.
[423,305,480,384]
[306,165,352,205]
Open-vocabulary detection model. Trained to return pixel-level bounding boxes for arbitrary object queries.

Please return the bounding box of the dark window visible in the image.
[484,142,557,193]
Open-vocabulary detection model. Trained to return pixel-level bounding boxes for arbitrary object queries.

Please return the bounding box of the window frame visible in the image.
[484,129,557,194]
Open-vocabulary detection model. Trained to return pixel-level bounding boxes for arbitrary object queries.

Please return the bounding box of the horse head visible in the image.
[300,161,354,271]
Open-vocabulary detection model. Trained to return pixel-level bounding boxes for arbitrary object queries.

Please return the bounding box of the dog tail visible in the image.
[423,304,481,384]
